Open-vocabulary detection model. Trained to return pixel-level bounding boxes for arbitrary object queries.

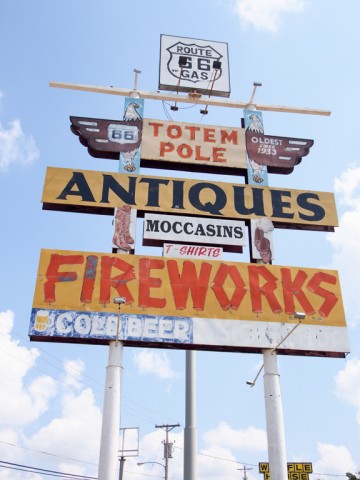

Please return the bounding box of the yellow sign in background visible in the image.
[259,462,313,480]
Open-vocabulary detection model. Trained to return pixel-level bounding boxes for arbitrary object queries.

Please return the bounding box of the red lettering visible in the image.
[164,244,173,254]
[213,147,226,162]
[184,125,200,140]
[167,260,212,310]
[80,255,98,303]
[195,145,210,161]
[203,128,216,142]
[221,129,238,145]
[211,264,246,310]
[148,121,163,137]
[44,254,84,303]
[281,268,315,315]
[177,143,192,159]
[99,256,135,304]
[186,246,196,255]
[167,125,182,139]
[307,272,338,316]
[248,265,282,313]
[138,258,166,308]
[159,141,174,156]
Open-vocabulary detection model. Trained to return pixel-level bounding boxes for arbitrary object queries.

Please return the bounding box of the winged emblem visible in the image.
[245,113,314,182]
[70,102,143,171]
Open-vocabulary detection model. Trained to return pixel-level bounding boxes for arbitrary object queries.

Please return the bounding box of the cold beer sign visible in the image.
[29,249,349,356]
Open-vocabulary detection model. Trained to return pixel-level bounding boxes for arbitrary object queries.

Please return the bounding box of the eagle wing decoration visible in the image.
[246,130,314,170]
[70,116,143,160]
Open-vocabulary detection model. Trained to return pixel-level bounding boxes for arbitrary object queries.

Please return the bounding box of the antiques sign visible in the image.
[42,167,338,230]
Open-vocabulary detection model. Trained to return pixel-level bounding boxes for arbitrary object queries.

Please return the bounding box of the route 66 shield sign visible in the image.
[159,35,230,97]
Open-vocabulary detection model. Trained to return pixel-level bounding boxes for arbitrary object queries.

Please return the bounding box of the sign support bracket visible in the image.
[49,81,331,116]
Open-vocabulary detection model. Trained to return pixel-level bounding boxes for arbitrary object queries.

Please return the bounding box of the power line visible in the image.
[0,439,98,466]
[0,460,97,479]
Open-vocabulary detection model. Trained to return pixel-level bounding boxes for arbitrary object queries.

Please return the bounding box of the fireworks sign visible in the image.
[30,248,349,356]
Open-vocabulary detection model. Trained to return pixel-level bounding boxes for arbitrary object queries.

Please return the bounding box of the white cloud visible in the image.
[137,427,261,480]
[62,358,85,389]
[203,421,267,451]
[0,311,100,479]
[133,349,179,379]
[233,0,308,32]
[334,165,360,207]
[0,119,39,172]
[0,310,57,426]
[26,356,102,466]
[26,387,101,474]
[335,357,360,422]
[314,443,357,477]
[326,164,360,324]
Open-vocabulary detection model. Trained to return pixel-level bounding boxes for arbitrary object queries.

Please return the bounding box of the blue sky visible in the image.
[1,0,360,479]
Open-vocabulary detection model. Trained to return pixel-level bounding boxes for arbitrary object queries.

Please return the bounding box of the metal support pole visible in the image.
[98,341,123,480]
[184,350,197,480]
[118,457,126,480]
[263,349,288,480]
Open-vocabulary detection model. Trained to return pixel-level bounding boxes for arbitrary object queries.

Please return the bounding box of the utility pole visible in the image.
[238,465,253,480]
[155,423,180,480]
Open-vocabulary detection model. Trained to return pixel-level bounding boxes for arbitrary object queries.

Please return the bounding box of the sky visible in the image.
[1,0,360,479]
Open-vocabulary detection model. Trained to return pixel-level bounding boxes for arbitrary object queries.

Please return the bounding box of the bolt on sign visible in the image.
[159,35,230,97]
[259,463,313,480]
[29,249,350,357]
[41,166,338,231]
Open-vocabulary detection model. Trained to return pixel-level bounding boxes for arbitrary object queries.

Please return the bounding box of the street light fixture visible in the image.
[246,312,305,387]
[113,297,126,345]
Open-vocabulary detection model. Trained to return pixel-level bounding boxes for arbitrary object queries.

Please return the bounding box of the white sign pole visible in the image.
[99,81,142,480]
[244,99,287,480]
[184,350,197,480]
[98,340,123,480]
[263,349,288,480]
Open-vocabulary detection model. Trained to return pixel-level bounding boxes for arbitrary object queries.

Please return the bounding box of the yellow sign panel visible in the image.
[42,167,338,229]
[33,249,345,325]
[259,463,313,480]
[141,118,247,168]
[30,250,349,353]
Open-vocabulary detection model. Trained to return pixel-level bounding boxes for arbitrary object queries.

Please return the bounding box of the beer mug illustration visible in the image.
[34,310,49,332]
